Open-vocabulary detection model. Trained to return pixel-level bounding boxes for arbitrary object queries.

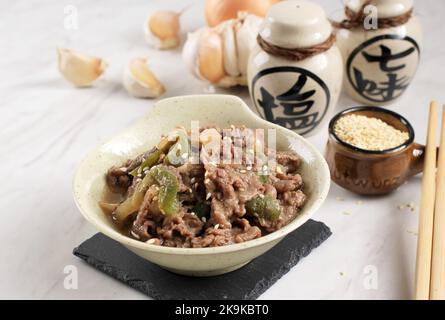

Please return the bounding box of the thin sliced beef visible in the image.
[277,151,301,173]
[102,132,308,248]
[261,190,307,232]
[106,165,132,194]
[204,164,262,228]
[177,164,206,203]
[270,173,303,193]
[157,212,204,248]
[131,185,163,240]
[262,183,277,198]
[191,218,261,248]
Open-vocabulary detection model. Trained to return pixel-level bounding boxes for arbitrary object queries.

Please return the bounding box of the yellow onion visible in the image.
[205,0,280,27]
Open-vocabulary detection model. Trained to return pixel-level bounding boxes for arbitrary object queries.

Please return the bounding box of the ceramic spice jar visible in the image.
[335,0,422,106]
[247,0,343,137]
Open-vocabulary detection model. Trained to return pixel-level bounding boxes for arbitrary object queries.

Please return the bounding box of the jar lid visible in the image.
[258,0,332,49]
[345,0,413,19]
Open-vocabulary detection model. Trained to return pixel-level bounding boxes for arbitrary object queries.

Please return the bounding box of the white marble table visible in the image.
[1,0,444,299]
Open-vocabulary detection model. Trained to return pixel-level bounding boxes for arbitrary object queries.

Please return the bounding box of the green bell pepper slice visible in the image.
[130,137,176,177]
[245,195,281,222]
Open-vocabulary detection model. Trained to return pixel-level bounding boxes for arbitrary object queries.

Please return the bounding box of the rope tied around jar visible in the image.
[331,0,413,29]
[256,33,337,62]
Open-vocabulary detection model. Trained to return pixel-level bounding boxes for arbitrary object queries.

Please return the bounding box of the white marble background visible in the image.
[1,0,444,299]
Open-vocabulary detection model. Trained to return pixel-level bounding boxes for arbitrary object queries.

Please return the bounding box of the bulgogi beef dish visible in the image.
[100,126,307,248]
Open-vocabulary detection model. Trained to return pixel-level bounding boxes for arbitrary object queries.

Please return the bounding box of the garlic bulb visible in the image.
[123,57,165,99]
[57,48,107,87]
[183,13,262,87]
[144,10,181,50]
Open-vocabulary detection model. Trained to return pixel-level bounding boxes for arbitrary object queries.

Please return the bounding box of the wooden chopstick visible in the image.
[415,101,438,300]
[430,105,445,300]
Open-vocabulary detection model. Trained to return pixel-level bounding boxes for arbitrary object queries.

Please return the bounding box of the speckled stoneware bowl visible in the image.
[73,94,330,276]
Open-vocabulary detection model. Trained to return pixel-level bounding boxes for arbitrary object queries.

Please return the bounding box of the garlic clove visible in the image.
[218,20,240,77]
[123,57,165,98]
[144,10,181,50]
[183,28,208,80]
[235,14,262,76]
[57,48,107,87]
[197,29,226,84]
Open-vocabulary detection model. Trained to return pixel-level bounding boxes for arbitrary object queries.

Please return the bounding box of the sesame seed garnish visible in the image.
[190,177,196,184]
[206,192,212,200]
[202,217,207,222]
[334,114,409,151]
[204,179,210,184]
[214,224,220,229]
[239,169,247,173]
[146,238,156,244]
[119,167,127,172]
[398,203,417,212]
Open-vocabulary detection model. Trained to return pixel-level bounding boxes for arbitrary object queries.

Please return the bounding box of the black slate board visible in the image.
[73,219,331,300]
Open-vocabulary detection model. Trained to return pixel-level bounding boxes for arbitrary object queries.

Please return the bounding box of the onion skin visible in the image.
[205,0,280,27]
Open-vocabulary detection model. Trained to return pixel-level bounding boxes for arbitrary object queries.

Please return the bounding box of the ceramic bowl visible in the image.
[73,94,330,276]
[325,106,426,195]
